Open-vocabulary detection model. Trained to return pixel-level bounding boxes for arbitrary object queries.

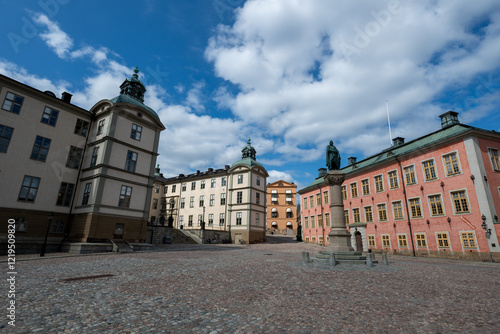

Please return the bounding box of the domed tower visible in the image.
[70,68,165,244]
[228,137,269,244]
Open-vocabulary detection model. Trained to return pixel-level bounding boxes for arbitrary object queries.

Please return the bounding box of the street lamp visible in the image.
[481,214,492,239]
[40,211,54,257]
[168,198,175,228]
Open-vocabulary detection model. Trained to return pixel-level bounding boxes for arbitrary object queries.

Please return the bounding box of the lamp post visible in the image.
[168,198,175,228]
[481,214,492,239]
[40,211,54,257]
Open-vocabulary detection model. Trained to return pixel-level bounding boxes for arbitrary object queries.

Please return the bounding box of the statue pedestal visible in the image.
[324,170,354,252]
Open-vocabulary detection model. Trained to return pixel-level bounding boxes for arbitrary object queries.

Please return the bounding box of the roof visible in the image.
[231,157,265,168]
[299,123,498,194]
[110,93,160,120]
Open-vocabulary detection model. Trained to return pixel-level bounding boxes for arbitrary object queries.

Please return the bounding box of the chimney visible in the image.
[318,168,327,178]
[347,157,357,165]
[392,137,405,147]
[61,92,72,103]
[439,111,460,129]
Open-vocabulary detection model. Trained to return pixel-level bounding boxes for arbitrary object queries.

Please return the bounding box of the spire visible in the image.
[241,137,256,160]
[119,67,146,102]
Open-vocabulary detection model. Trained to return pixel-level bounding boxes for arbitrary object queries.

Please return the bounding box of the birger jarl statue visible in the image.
[326,140,340,170]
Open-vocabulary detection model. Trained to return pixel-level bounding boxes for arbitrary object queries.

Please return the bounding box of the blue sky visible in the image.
[2,0,500,191]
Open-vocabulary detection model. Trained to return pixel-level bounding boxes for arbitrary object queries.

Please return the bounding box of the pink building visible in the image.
[298,112,500,261]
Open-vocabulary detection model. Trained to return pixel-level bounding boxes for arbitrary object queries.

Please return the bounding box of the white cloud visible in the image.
[267,170,296,184]
[34,13,73,58]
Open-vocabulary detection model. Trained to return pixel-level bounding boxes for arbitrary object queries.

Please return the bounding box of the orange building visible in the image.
[267,180,297,235]
[298,111,500,261]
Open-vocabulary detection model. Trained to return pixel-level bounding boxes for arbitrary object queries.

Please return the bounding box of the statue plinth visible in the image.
[324,170,354,252]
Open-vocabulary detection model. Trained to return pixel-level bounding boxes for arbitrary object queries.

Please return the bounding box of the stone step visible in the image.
[319,251,363,256]
[312,257,379,264]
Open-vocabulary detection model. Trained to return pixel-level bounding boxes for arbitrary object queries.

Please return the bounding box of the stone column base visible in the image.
[328,230,354,252]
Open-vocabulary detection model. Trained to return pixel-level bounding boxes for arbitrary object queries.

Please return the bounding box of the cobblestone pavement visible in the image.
[3,241,500,333]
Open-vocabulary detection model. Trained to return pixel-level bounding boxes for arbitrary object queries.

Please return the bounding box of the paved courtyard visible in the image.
[3,239,500,333]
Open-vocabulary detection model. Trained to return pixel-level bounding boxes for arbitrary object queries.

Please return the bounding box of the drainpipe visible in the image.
[395,156,416,257]
[317,185,325,245]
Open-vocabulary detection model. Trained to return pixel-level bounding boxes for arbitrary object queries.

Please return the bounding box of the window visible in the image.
[436,233,450,248]
[451,190,469,214]
[304,217,309,229]
[66,146,83,169]
[303,196,308,209]
[256,192,260,204]
[286,210,292,218]
[350,183,358,198]
[2,92,24,114]
[0,124,14,153]
[353,208,360,223]
[422,160,437,181]
[286,192,292,202]
[125,151,138,172]
[392,201,404,220]
[131,123,142,140]
[210,194,215,206]
[211,179,216,188]
[317,215,323,227]
[388,171,399,189]
[189,196,194,208]
[428,195,444,216]
[236,191,243,204]
[219,213,225,226]
[198,215,203,226]
[41,107,59,126]
[325,213,330,226]
[316,193,321,206]
[443,152,461,176]
[74,119,89,136]
[164,186,168,194]
[18,176,40,202]
[236,212,242,225]
[82,183,91,205]
[309,196,314,208]
[56,182,74,206]
[221,177,227,186]
[201,180,205,189]
[14,217,28,232]
[272,209,278,218]
[208,214,214,226]
[344,210,350,224]
[460,232,477,249]
[90,146,99,167]
[311,216,316,228]
[362,179,370,196]
[50,220,65,234]
[364,206,373,222]
[398,234,408,247]
[220,193,226,205]
[199,195,204,207]
[180,197,185,208]
[188,215,193,227]
[178,216,183,226]
[323,191,329,204]
[404,165,416,185]
[409,198,423,218]
[191,182,196,190]
[416,234,427,248]
[374,175,384,192]
[318,236,324,245]
[272,191,278,203]
[341,185,347,200]
[377,204,387,221]
[382,235,391,248]
[368,235,376,247]
[256,176,261,186]
[30,136,51,162]
[182,183,186,191]
[488,148,500,171]
[238,175,243,184]
[152,198,158,210]
[97,119,105,135]
[172,185,176,192]
[118,185,132,208]
[154,185,160,193]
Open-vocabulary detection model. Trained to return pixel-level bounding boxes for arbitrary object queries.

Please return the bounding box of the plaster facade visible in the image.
[266,180,297,235]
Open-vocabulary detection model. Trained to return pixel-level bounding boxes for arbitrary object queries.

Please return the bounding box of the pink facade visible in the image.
[299,114,500,261]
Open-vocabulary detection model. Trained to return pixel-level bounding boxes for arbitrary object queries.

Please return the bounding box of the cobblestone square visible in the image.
[3,241,500,333]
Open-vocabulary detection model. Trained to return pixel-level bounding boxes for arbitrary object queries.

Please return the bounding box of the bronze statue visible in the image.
[326,140,340,170]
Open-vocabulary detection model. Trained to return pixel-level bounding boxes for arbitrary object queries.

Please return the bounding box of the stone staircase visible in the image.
[110,239,134,253]
[313,251,378,265]
[178,229,203,244]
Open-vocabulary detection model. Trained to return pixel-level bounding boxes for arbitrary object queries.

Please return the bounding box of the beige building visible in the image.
[0,69,164,253]
[266,180,297,235]
[149,138,269,244]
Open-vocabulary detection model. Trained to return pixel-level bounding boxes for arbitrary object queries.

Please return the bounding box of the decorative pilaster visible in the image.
[324,170,354,252]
